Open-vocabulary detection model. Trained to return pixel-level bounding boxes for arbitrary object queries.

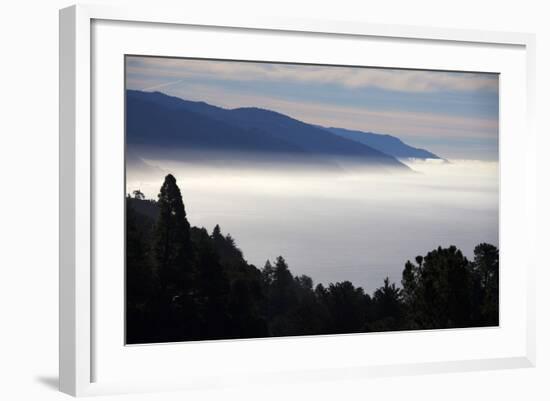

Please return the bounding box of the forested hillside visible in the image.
[126,174,499,344]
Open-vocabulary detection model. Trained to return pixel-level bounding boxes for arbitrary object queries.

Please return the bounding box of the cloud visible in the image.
[127,79,496,141]
[140,79,184,91]
[126,56,498,94]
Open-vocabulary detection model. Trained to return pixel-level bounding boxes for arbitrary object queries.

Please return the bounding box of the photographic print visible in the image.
[125,56,499,344]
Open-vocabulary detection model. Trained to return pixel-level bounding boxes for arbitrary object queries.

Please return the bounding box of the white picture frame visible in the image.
[59,3,536,397]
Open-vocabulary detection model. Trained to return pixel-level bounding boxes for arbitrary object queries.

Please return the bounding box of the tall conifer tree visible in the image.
[154,174,193,298]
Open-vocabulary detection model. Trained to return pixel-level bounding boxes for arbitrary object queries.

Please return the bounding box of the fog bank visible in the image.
[127,158,498,293]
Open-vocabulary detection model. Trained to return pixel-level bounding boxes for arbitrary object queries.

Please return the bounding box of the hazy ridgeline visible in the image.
[126,161,499,344]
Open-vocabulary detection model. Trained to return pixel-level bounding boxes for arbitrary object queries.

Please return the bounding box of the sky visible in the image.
[126,56,499,160]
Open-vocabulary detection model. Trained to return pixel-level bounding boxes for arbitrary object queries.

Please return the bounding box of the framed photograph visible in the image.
[59,4,536,396]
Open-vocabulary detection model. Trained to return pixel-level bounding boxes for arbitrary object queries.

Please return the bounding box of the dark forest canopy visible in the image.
[126,174,499,344]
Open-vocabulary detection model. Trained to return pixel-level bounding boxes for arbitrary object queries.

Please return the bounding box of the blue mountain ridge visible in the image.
[126,90,439,170]
[324,127,442,160]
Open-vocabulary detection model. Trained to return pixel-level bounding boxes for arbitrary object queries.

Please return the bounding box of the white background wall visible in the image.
[0,0,547,399]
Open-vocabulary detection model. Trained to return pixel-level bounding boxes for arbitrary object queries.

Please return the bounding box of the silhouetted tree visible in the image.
[261,260,275,287]
[194,233,231,339]
[212,224,222,239]
[401,246,474,329]
[264,256,300,334]
[150,174,197,340]
[154,174,193,297]
[272,257,295,304]
[132,189,145,200]
[209,225,246,279]
[368,277,404,331]
[471,243,499,325]
[323,281,367,334]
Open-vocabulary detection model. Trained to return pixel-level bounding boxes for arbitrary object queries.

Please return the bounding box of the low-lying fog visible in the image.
[127,158,498,294]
